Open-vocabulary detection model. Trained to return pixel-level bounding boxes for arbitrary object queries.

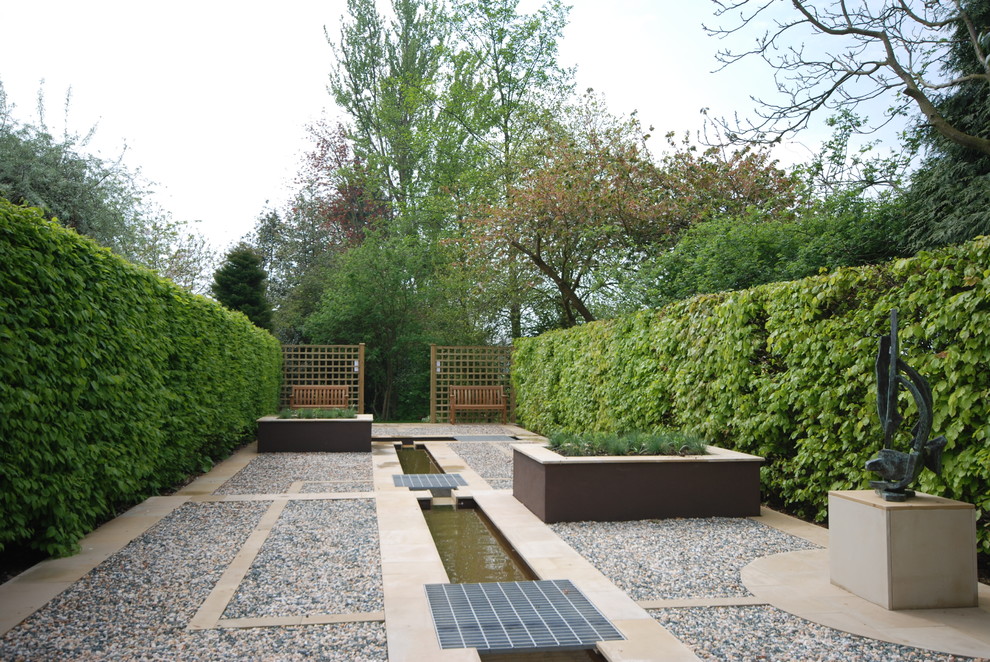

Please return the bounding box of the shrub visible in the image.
[513,236,990,554]
[547,430,709,457]
[0,200,281,556]
[275,408,356,419]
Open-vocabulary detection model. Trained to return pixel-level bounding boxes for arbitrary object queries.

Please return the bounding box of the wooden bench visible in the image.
[290,385,349,409]
[449,386,507,424]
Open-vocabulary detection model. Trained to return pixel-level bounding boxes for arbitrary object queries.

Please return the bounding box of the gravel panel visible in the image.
[0,501,249,655]
[449,441,514,487]
[0,501,387,661]
[223,499,382,618]
[549,518,821,600]
[215,453,372,494]
[651,605,974,661]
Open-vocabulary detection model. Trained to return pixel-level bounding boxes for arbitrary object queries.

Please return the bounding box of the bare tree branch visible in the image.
[705,0,990,156]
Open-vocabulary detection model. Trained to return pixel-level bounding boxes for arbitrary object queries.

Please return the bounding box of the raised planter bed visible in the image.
[256,414,373,452]
[512,443,763,522]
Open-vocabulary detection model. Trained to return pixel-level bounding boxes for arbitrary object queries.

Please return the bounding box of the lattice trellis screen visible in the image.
[430,345,513,424]
[281,344,365,413]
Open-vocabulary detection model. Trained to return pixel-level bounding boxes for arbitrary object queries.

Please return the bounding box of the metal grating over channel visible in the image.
[452,435,517,442]
[425,579,624,653]
[393,474,468,490]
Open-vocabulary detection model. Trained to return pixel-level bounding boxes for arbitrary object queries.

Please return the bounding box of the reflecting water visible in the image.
[395,445,441,474]
[422,505,534,584]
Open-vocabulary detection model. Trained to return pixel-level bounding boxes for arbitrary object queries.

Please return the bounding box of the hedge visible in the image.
[513,236,990,554]
[0,200,281,556]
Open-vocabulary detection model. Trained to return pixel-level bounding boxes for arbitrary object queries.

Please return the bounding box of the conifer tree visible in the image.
[211,244,273,330]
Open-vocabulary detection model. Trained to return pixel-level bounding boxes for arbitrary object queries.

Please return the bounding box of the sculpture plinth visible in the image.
[829,490,977,609]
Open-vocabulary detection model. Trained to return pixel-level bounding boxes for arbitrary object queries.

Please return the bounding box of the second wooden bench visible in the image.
[448,385,507,424]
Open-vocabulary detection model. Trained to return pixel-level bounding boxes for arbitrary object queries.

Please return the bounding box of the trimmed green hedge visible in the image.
[513,236,990,554]
[1,200,281,556]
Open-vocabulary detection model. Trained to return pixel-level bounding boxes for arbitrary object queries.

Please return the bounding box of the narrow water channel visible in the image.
[422,504,534,584]
[395,444,441,474]
[399,444,606,662]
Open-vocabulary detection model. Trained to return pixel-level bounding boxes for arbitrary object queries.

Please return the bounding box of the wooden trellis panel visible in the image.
[281,344,365,413]
[430,345,513,424]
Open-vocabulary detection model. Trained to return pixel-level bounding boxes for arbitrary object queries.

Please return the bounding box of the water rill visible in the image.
[421,501,533,584]
[394,443,607,661]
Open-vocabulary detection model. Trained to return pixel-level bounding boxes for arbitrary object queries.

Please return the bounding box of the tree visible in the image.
[900,0,990,249]
[449,0,573,336]
[211,245,273,330]
[0,82,145,256]
[707,0,990,155]
[131,215,216,295]
[303,231,485,420]
[467,95,668,327]
[328,0,447,221]
[653,132,804,234]
[0,80,217,289]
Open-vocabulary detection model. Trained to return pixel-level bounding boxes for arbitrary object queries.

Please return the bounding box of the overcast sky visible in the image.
[2,1,845,251]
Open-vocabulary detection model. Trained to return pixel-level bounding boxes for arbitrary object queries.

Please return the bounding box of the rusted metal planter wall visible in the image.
[256,415,373,452]
[513,444,764,523]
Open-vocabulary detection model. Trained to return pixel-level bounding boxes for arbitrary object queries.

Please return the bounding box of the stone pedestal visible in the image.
[828,490,977,610]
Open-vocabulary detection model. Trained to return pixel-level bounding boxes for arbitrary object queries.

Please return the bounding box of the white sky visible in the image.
[1,1,864,251]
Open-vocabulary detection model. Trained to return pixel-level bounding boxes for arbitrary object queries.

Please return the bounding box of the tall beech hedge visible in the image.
[513,236,990,554]
[1,200,281,555]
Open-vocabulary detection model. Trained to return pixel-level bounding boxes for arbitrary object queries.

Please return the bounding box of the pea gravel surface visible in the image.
[549,517,821,600]
[0,501,387,661]
[652,605,975,662]
[223,499,382,619]
[449,441,515,489]
[214,452,372,494]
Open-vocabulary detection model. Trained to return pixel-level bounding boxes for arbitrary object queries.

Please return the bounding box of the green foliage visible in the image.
[211,244,273,330]
[547,430,708,457]
[901,2,990,251]
[275,408,356,419]
[0,82,216,287]
[0,200,280,556]
[513,236,990,554]
[631,193,911,310]
[303,231,485,420]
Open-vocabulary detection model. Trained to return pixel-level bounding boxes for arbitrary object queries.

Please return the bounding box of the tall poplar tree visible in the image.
[328,0,447,229]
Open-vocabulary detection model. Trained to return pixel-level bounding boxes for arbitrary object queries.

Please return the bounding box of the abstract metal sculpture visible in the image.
[865,309,947,501]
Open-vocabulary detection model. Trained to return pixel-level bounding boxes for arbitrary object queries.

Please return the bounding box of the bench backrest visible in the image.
[290,385,349,409]
[449,385,505,406]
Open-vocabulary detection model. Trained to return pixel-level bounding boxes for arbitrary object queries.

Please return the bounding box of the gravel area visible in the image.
[215,453,372,494]
[224,499,382,619]
[549,517,821,600]
[372,423,515,437]
[449,441,515,489]
[0,501,387,661]
[652,605,975,661]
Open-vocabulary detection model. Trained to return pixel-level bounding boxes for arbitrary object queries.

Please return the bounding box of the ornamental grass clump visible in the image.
[547,430,709,457]
[276,408,357,419]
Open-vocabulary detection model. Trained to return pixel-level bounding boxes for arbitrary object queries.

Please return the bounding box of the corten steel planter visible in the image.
[256,414,373,452]
[512,444,763,522]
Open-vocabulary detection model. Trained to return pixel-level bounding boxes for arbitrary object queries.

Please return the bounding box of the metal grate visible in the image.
[393,474,468,490]
[425,579,624,653]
